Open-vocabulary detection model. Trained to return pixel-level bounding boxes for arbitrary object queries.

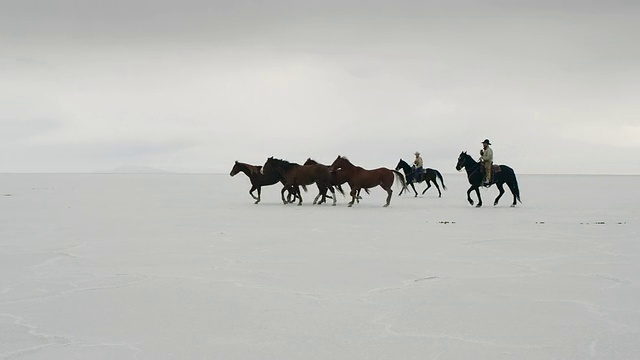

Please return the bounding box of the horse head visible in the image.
[456,151,472,171]
[230,161,240,176]
[230,160,249,176]
[395,158,411,173]
[303,158,317,166]
[329,155,349,172]
[261,157,275,175]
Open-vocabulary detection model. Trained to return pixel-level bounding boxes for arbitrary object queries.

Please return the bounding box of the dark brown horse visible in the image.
[303,158,367,203]
[395,159,447,197]
[262,157,337,206]
[229,161,297,204]
[329,156,407,207]
[455,152,521,207]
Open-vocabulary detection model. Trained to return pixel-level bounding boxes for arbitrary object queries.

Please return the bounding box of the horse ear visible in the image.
[235,160,238,163]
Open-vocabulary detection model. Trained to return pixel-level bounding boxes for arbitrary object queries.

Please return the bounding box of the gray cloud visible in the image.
[1,0,638,173]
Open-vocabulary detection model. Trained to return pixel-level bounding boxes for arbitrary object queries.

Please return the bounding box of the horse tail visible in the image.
[507,168,521,203]
[392,170,408,192]
[336,184,345,196]
[435,170,447,191]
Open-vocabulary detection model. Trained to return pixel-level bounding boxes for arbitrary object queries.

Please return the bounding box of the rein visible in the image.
[462,156,481,178]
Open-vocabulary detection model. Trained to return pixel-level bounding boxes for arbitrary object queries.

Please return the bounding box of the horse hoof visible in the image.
[476,204,482,208]
[383,204,390,207]
[254,201,260,204]
[494,202,498,206]
[510,204,516,208]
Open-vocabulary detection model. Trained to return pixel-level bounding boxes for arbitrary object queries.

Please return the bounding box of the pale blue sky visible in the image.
[1,0,639,173]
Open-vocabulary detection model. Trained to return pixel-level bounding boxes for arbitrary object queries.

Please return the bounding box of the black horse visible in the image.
[455,152,521,207]
[230,161,298,204]
[395,159,447,197]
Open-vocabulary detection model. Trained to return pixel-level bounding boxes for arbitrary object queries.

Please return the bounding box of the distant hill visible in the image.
[104,165,173,174]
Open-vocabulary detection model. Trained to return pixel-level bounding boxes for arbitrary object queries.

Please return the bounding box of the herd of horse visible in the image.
[230,153,521,208]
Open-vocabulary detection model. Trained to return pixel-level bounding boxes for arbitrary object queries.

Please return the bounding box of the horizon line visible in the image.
[1,172,639,176]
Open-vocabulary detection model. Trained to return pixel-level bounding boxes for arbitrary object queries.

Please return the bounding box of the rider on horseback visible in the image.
[479,139,493,185]
[413,151,424,181]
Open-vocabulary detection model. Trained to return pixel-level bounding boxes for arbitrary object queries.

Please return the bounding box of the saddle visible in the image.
[413,168,424,182]
[479,163,500,185]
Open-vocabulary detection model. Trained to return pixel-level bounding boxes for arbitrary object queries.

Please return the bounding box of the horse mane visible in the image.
[267,157,300,170]
[459,151,479,168]
[463,151,474,161]
[234,161,256,173]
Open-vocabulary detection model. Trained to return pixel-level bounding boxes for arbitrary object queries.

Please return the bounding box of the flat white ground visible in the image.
[1,173,638,359]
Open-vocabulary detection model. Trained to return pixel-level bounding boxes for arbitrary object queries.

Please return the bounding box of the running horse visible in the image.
[262,157,337,206]
[329,156,407,207]
[395,159,447,197]
[455,151,521,207]
[304,158,368,203]
[229,161,298,204]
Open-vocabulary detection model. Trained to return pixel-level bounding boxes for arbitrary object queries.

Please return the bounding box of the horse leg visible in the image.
[494,182,505,206]
[255,186,262,204]
[314,184,324,205]
[280,187,288,205]
[411,183,418,197]
[296,185,303,206]
[475,187,483,207]
[348,188,358,207]
[421,181,431,196]
[291,188,300,203]
[329,186,337,206]
[466,186,475,206]
[249,185,259,201]
[316,185,328,205]
[313,187,322,205]
[435,182,442,197]
[383,186,393,207]
[322,186,334,204]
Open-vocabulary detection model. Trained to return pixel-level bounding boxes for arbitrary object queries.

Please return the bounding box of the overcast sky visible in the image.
[1,0,639,174]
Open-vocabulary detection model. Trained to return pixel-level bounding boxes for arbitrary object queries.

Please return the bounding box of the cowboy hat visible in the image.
[482,139,491,145]
[414,151,420,156]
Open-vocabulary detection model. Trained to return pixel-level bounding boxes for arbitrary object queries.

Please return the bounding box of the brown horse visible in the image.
[303,158,367,203]
[229,161,297,204]
[262,157,337,206]
[329,156,407,207]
